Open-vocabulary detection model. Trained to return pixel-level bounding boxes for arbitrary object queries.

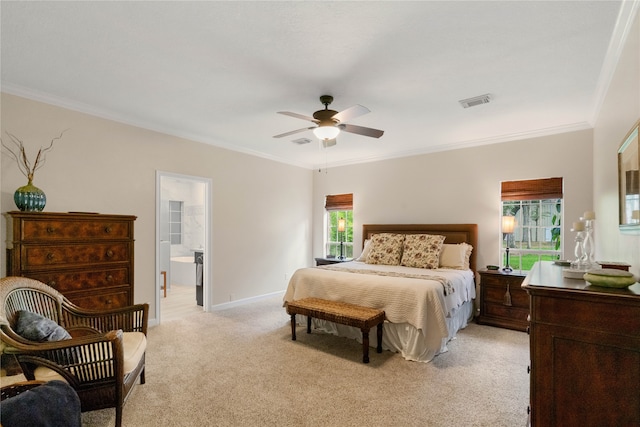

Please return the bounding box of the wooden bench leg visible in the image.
[307,316,312,334]
[362,329,370,363]
[290,314,297,341]
[376,322,383,353]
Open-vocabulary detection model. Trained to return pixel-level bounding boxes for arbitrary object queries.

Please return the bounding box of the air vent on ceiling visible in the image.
[459,94,492,108]
[292,138,312,145]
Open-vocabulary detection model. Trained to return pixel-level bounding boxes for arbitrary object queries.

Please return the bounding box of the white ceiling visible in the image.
[1,1,634,169]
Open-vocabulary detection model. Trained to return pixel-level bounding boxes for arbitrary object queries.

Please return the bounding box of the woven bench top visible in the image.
[287,297,385,328]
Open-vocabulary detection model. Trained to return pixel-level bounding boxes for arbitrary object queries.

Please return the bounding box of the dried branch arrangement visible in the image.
[1,129,69,181]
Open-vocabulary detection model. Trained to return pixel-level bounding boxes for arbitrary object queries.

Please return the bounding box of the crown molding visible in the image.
[589,0,640,124]
[313,121,593,170]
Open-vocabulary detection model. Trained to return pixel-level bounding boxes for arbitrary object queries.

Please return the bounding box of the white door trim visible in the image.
[155,170,212,323]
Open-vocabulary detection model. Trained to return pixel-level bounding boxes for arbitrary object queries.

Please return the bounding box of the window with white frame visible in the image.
[325,193,353,259]
[169,200,183,245]
[501,178,563,271]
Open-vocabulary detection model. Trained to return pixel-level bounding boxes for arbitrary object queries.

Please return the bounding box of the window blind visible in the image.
[325,193,353,211]
[501,178,563,201]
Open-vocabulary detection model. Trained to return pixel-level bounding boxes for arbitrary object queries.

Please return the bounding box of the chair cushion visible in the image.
[33,332,147,382]
[122,332,147,374]
[14,310,71,342]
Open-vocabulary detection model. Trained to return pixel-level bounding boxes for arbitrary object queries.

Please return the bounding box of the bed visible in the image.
[283,224,478,362]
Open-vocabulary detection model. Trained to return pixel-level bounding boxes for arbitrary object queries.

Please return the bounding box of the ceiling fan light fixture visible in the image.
[313,125,340,140]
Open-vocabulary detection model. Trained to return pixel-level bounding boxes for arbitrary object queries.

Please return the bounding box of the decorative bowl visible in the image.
[583,268,637,288]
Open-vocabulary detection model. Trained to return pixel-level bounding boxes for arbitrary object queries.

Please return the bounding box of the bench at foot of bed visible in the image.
[286,297,385,363]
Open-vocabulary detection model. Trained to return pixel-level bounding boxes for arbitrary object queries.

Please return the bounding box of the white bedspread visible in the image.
[283,261,475,340]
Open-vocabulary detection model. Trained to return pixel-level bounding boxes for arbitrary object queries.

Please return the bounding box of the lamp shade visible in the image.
[313,125,340,140]
[502,216,515,234]
[337,218,346,232]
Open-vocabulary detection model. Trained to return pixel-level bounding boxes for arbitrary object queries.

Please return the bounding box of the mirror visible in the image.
[618,119,640,230]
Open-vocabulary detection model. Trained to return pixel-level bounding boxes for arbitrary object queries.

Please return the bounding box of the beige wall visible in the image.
[313,129,594,272]
[593,11,640,277]
[1,94,314,319]
[1,10,638,316]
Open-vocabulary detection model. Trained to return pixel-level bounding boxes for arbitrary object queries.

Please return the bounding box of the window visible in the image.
[501,178,563,271]
[169,200,183,245]
[325,193,353,258]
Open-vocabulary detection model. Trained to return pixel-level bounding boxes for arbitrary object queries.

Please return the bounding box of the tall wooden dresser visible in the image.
[523,261,640,427]
[6,211,136,310]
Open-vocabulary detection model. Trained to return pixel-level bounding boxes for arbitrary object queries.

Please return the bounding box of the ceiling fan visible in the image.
[273,95,384,147]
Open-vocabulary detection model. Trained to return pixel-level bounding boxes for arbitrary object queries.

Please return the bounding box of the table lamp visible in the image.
[338,218,346,259]
[502,216,515,272]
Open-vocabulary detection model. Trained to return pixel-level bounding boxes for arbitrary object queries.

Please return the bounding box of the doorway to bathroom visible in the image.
[156,171,211,323]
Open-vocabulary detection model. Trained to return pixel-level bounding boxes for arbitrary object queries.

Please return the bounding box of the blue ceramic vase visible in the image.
[14,178,46,211]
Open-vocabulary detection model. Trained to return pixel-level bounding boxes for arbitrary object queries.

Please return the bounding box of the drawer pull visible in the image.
[106,250,114,258]
[104,226,112,234]
[46,226,55,234]
[48,281,57,287]
[106,274,114,282]
[46,253,55,261]
[503,283,513,306]
[105,299,113,305]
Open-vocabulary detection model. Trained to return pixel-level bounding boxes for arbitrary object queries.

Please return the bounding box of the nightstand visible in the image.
[476,269,528,332]
[314,257,352,266]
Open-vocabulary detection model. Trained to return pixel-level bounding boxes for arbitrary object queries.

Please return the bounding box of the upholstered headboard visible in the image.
[362,224,478,275]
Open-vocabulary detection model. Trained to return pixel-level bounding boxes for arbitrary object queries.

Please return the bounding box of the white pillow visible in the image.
[355,239,372,261]
[439,243,472,269]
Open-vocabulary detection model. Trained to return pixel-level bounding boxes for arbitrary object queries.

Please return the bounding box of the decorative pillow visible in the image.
[366,233,405,265]
[355,239,372,262]
[14,310,71,342]
[463,243,473,269]
[440,243,472,269]
[400,234,446,269]
[0,380,82,427]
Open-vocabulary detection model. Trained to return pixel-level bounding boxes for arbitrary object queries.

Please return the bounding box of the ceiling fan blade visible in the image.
[332,104,370,123]
[273,126,315,138]
[277,111,318,123]
[322,138,337,148]
[339,123,384,139]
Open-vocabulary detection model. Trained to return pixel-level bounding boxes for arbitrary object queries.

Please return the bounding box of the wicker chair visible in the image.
[0,277,148,427]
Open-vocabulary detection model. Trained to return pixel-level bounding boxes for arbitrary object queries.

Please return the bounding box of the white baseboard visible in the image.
[210,290,285,311]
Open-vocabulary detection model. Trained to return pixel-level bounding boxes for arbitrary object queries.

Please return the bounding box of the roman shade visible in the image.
[501,178,563,201]
[325,193,353,211]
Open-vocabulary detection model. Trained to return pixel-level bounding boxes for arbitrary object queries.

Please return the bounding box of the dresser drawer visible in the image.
[67,289,131,310]
[26,268,130,293]
[481,273,524,287]
[19,218,132,241]
[484,301,529,323]
[483,283,529,309]
[22,243,131,269]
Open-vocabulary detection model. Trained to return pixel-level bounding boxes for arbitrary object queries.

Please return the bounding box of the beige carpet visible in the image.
[79,294,529,426]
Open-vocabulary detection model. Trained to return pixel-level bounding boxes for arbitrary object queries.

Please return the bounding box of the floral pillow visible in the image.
[401,234,446,269]
[365,233,405,265]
